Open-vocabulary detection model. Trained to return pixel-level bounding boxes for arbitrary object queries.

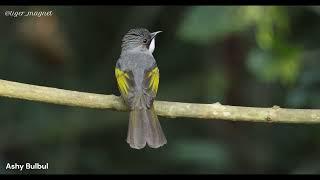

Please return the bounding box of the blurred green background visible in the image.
[0,5,320,174]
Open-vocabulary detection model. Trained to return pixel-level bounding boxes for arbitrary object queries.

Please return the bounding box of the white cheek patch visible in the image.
[149,38,155,53]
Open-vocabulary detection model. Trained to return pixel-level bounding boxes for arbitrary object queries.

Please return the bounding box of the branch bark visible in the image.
[0,79,319,124]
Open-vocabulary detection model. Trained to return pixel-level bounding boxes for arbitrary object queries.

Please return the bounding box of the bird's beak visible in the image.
[150,31,162,39]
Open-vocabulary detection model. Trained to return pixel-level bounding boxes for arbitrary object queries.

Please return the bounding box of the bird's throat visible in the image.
[148,38,155,54]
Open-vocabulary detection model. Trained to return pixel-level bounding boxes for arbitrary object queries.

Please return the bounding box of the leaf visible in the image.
[177,6,253,44]
[247,43,302,86]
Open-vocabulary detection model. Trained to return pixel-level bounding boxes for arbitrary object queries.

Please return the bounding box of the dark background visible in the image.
[0,6,320,174]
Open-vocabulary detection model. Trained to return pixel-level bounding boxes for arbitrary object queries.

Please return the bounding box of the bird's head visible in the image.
[121,28,162,53]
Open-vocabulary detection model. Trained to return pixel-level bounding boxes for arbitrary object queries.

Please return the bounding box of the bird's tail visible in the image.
[127,106,167,149]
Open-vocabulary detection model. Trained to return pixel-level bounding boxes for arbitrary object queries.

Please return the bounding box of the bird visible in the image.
[115,28,167,149]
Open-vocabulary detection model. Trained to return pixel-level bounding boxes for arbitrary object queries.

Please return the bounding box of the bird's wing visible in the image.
[142,63,160,108]
[115,63,135,107]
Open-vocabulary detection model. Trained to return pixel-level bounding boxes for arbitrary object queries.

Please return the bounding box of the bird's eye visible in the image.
[143,39,148,43]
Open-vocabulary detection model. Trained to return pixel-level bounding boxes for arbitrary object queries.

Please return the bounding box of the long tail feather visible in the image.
[127,106,167,149]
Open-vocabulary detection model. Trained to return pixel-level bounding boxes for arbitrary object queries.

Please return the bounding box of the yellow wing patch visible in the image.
[115,68,130,95]
[147,67,159,94]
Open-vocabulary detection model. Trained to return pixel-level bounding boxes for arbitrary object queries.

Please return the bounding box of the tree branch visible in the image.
[0,79,319,124]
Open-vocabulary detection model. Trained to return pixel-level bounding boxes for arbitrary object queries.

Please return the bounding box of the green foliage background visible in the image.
[0,6,320,174]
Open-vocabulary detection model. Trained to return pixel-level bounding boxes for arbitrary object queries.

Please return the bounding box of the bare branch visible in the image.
[0,79,319,123]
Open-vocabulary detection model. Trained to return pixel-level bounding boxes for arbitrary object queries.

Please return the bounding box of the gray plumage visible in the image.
[115,28,167,149]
